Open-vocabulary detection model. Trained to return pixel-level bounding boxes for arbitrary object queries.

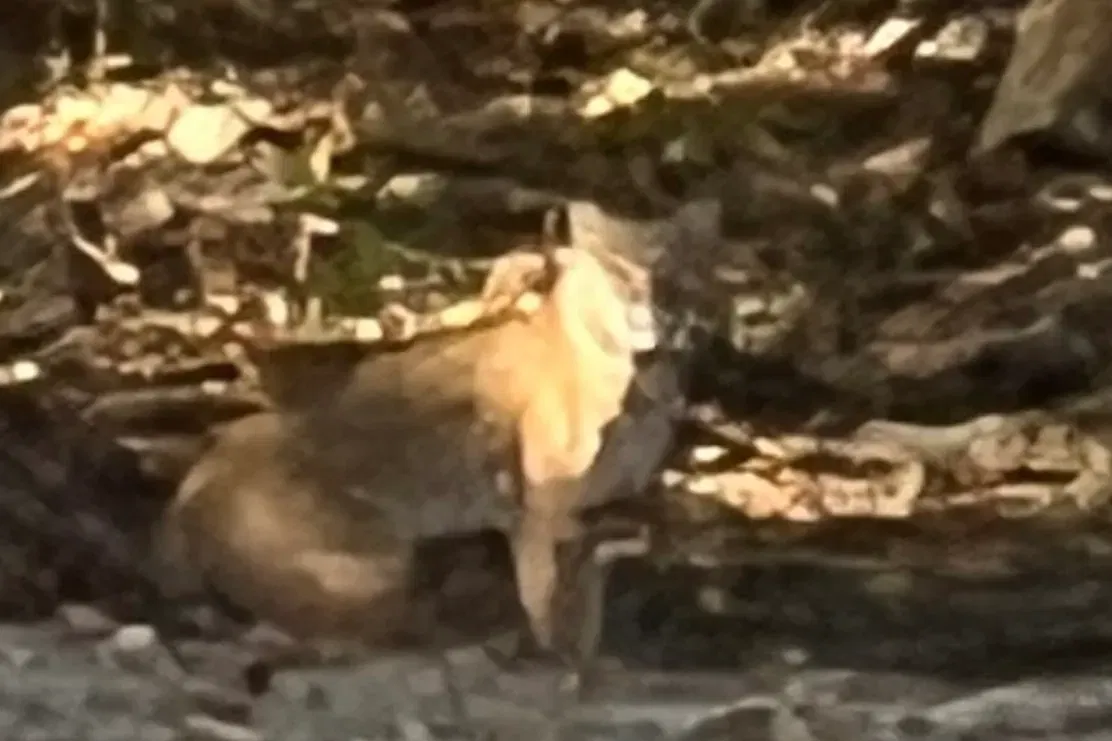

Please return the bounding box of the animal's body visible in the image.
[161,243,687,660]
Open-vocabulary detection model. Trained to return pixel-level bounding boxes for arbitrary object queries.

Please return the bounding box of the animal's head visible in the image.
[479,245,656,360]
[564,198,724,349]
[546,245,655,361]
[565,198,723,291]
[506,217,697,514]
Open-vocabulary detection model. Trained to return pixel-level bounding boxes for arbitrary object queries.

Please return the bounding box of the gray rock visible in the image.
[56,603,119,637]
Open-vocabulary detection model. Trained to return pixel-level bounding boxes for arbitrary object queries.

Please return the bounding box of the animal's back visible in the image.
[298,324,542,538]
[164,412,415,642]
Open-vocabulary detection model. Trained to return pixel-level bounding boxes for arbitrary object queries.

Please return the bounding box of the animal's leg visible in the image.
[507,504,622,655]
[501,505,589,733]
[512,410,594,660]
[560,525,651,700]
[507,508,650,722]
[510,506,569,656]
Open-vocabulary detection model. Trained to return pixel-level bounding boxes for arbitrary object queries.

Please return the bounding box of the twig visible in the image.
[82,384,269,427]
[293,213,338,285]
[690,407,921,464]
[853,414,1025,462]
[60,200,140,285]
[85,0,133,81]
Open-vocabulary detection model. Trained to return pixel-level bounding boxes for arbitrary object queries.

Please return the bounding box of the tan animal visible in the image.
[159,200,719,666]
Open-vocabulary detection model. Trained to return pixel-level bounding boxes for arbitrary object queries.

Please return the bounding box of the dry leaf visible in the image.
[166,104,254,164]
[863,17,922,57]
[308,132,334,183]
[579,68,654,119]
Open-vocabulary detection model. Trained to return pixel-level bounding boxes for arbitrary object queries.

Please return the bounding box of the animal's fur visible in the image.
[160,200,719,659]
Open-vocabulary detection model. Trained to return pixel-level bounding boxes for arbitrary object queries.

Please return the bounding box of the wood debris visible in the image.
[666,408,1112,526]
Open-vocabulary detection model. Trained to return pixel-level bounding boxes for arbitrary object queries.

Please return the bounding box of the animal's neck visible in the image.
[558,299,633,363]
[474,250,647,440]
[542,279,636,425]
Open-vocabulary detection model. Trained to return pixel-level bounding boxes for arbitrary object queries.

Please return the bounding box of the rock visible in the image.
[0,646,37,670]
[56,603,119,637]
[914,15,990,63]
[185,714,263,741]
[110,623,159,652]
[1056,224,1097,252]
[977,0,1112,161]
[96,624,183,679]
[180,675,255,724]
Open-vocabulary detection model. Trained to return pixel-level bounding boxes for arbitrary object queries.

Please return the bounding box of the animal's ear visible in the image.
[565,199,723,271]
[566,200,666,267]
[564,200,610,250]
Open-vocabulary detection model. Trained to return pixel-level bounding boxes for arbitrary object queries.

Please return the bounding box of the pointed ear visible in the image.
[566,200,667,267]
[566,198,722,271]
[564,201,609,251]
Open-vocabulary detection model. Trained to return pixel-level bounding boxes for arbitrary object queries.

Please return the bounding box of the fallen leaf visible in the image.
[166,104,253,164]
[579,68,654,119]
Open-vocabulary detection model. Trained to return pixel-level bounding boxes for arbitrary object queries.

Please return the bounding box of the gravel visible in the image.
[1,617,1111,741]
